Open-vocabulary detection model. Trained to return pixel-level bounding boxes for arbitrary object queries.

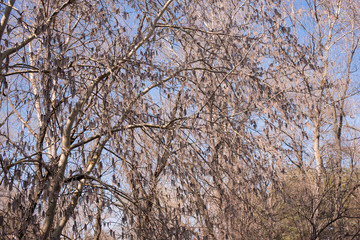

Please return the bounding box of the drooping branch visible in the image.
[0,0,76,62]
[0,0,15,41]
[41,1,175,238]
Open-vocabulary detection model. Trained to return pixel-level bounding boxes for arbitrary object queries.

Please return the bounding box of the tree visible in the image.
[1,0,360,239]
[264,0,360,239]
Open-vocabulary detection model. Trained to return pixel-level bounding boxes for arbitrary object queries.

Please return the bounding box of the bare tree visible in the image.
[265,0,360,239]
[1,0,360,239]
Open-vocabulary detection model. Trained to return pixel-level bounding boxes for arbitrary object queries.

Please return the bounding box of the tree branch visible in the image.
[0,0,15,41]
[0,0,76,62]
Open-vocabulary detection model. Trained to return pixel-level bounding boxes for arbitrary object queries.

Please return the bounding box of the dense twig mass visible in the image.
[1,0,360,239]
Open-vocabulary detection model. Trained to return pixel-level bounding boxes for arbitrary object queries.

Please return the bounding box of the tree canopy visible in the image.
[1,0,360,239]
